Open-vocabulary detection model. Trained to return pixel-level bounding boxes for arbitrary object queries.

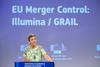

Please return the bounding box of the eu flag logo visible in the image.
[96,44,100,51]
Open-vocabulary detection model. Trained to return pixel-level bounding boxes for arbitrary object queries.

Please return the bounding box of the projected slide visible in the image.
[0,0,100,67]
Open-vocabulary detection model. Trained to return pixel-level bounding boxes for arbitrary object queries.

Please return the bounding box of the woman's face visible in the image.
[29,36,37,47]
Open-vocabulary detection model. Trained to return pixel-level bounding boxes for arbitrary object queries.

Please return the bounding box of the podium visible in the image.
[15,62,54,67]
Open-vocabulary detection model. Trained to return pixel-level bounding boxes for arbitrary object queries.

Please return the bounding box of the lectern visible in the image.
[15,62,54,67]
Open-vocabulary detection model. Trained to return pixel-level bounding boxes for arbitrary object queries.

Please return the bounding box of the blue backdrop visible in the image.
[0,0,100,67]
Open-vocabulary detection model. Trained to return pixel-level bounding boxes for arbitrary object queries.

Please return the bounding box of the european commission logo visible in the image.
[18,44,27,59]
[50,42,66,54]
[96,44,100,51]
[94,44,100,59]
[49,42,72,61]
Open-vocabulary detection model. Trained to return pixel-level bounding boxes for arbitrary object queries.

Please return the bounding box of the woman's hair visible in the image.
[27,34,36,41]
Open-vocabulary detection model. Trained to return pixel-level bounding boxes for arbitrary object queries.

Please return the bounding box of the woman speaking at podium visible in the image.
[23,34,53,62]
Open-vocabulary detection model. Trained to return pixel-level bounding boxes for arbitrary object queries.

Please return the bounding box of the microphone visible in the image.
[34,55,36,60]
